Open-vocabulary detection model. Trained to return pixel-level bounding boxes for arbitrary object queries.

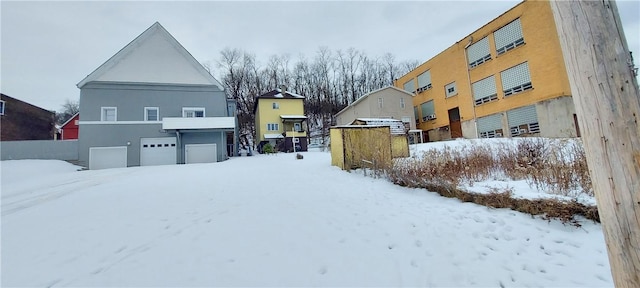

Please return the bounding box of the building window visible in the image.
[378,98,384,108]
[273,102,279,109]
[420,100,436,121]
[445,82,457,97]
[495,18,525,55]
[414,106,419,124]
[400,98,405,109]
[101,107,117,121]
[403,79,415,94]
[501,62,533,97]
[144,107,159,121]
[507,105,539,137]
[467,37,491,68]
[0,100,5,115]
[182,107,205,118]
[294,122,302,132]
[74,120,79,125]
[477,113,504,138]
[417,70,432,93]
[267,123,279,131]
[472,75,498,106]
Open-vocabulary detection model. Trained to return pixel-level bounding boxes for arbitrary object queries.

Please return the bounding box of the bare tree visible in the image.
[56,99,79,124]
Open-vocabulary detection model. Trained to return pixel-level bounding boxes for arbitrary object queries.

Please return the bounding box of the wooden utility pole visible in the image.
[550,1,640,286]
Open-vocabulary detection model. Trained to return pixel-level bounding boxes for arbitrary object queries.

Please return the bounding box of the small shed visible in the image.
[330,125,392,171]
[350,118,409,158]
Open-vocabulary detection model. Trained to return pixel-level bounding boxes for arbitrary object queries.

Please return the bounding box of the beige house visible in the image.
[334,86,417,131]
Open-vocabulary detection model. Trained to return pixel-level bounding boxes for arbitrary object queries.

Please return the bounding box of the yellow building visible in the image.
[254,85,308,153]
[395,0,579,141]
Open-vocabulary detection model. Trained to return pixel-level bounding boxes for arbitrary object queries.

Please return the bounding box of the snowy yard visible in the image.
[1,145,613,287]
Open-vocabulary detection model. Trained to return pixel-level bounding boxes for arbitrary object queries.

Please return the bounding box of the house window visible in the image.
[495,18,525,55]
[420,100,435,121]
[472,75,498,106]
[477,113,504,138]
[417,70,432,93]
[507,105,539,137]
[378,98,384,108]
[273,102,279,109]
[182,107,205,118]
[267,123,279,131]
[445,82,457,97]
[403,79,415,94]
[101,107,117,121]
[467,37,491,68]
[0,100,5,115]
[74,120,79,125]
[501,62,532,97]
[294,122,302,132]
[144,107,159,121]
[400,98,405,109]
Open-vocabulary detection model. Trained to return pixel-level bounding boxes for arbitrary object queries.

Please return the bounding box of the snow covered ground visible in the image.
[2,144,613,287]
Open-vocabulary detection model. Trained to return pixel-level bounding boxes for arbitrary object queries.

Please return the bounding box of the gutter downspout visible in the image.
[464,37,479,138]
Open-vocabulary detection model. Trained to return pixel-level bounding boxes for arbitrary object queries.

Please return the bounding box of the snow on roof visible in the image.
[274,93,284,98]
[356,118,401,122]
[280,115,307,119]
[264,133,284,139]
[286,91,305,98]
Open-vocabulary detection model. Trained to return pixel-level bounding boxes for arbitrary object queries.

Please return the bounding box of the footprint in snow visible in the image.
[318,266,328,275]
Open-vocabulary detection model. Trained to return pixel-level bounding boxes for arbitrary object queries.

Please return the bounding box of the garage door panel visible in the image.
[90,147,127,170]
[140,137,176,166]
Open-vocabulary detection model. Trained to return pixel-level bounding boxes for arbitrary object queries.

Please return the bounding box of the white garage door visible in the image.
[185,144,217,164]
[140,137,177,166]
[89,146,127,170]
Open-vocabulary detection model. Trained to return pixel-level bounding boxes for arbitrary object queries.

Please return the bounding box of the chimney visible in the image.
[279,84,287,94]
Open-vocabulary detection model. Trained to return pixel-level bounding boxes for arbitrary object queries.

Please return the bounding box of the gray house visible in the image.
[334,86,417,130]
[77,22,237,169]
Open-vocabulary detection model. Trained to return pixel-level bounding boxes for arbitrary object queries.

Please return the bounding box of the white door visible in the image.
[89,146,127,170]
[140,137,177,166]
[185,144,217,164]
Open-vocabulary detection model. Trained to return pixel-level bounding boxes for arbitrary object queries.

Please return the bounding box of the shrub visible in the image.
[262,143,275,154]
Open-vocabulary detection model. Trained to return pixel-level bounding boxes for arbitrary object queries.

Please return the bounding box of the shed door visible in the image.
[185,144,217,164]
[89,146,127,170]
[140,137,177,166]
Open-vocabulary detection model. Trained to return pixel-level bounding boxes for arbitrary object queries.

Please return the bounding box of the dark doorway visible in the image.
[573,114,581,137]
[448,107,463,138]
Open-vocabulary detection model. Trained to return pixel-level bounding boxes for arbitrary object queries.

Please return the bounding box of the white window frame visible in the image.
[101,107,117,121]
[182,107,205,118]
[294,122,302,132]
[445,82,458,97]
[400,98,405,109]
[378,98,384,108]
[273,102,279,109]
[267,123,279,131]
[0,100,5,115]
[144,107,159,121]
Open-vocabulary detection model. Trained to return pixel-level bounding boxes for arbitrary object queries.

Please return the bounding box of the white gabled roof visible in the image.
[77,22,223,90]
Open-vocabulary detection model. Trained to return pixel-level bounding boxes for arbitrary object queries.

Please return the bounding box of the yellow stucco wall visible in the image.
[255,98,306,142]
[395,0,572,138]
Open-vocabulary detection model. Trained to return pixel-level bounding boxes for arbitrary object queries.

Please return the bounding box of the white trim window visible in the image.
[378,98,384,108]
[467,37,491,68]
[101,107,117,121]
[144,107,159,121]
[495,18,525,55]
[272,102,280,109]
[182,107,205,118]
[0,100,5,115]
[400,98,405,109]
[294,122,302,132]
[501,62,533,97]
[267,123,279,131]
[472,75,498,106]
[445,82,458,97]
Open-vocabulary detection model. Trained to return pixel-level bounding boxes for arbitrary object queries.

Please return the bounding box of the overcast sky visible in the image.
[2,1,639,112]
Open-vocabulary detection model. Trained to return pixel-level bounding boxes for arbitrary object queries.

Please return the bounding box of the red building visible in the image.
[60,113,79,140]
[0,93,56,141]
